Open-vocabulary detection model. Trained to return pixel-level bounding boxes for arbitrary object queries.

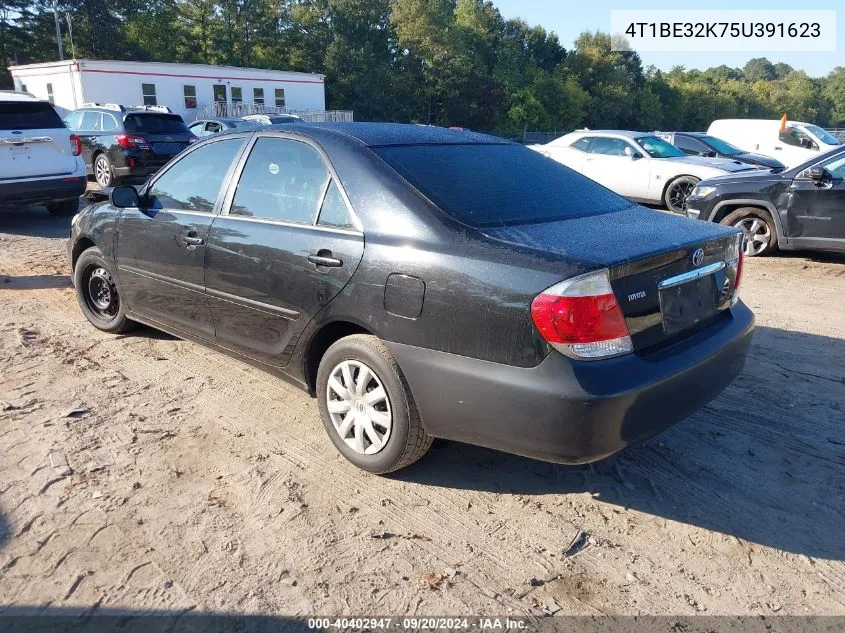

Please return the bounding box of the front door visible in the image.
[113,136,246,338]
[787,153,845,242]
[582,137,650,199]
[204,135,364,367]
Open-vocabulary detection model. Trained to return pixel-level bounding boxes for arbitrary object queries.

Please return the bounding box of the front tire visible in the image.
[46,198,79,217]
[94,153,115,188]
[316,334,432,474]
[664,175,700,214]
[721,207,778,257]
[73,246,136,333]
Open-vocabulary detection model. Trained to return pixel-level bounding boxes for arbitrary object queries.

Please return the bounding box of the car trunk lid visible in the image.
[480,206,742,355]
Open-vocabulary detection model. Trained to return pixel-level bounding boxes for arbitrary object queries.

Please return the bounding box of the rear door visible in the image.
[74,110,103,170]
[787,153,845,242]
[113,136,247,338]
[0,100,77,179]
[204,134,364,367]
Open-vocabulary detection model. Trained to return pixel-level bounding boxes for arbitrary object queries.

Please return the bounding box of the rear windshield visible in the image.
[374,143,633,227]
[124,114,189,134]
[0,101,64,130]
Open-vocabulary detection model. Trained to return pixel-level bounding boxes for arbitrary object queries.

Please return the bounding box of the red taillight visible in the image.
[70,134,82,156]
[115,134,149,149]
[531,270,632,360]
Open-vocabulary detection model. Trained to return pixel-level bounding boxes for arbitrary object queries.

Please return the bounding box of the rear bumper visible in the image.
[111,150,172,178]
[388,302,755,464]
[0,176,86,206]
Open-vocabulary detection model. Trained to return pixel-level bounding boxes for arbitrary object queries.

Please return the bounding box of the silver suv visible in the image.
[0,91,86,215]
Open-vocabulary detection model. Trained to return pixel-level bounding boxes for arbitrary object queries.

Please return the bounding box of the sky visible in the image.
[493,0,845,77]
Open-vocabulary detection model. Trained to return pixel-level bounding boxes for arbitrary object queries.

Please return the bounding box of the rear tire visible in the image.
[94,153,115,188]
[46,198,79,217]
[721,207,778,257]
[73,246,136,334]
[664,175,699,214]
[316,334,432,474]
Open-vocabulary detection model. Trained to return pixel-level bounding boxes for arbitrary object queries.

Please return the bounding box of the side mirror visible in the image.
[807,166,826,181]
[111,185,141,208]
[624,146,642,160]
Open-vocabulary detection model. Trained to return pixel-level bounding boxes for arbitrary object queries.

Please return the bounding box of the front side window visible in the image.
[635,135,686,158]
[141,83,157,106]
[253,88,264,105]
[318,181,354,229]
[275,88,285,108]
[184,85,197,109]
[230,137,330,223]
[674,136,709,155]
[149,138,244,213]
[589,137,631,157]
[822,153,845,179]
[781,125,816,149]
[63,110,83,131]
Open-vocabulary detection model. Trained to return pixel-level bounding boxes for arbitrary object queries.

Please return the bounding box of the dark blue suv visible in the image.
[63,104,195,187]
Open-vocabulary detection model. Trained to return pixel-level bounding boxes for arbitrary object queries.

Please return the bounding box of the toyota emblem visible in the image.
[692,248,705,267]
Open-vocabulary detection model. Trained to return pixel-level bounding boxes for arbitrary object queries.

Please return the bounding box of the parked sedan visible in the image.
[686,145,845,257]
[188,117,256,137]
[532,130,759,213]
[67,123,753,473]
[656,131,785,170]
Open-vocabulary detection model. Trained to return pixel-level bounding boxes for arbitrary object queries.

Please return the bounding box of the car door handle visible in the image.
[307,251,343,268]
[182,236,204,245]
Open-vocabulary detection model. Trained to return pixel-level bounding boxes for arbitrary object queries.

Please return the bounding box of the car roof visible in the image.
[573,130,653,139]
[253,122,508,147]
[0,90,39,102]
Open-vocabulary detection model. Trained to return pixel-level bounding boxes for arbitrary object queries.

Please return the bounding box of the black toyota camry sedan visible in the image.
[67,123,754,474]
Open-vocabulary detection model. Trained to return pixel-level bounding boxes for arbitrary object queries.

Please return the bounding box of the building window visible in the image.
[46,83,54,104]
[253,87,264,105]
[274,88,285,108]
[184,85,197,109]
[141,83,157,106]
[231,87,242,103]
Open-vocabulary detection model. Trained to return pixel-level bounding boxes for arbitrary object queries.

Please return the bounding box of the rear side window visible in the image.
[0,101,64,130]
[375,144,633,228]
[571,137,592,152]
[80,111,101,131]
[230,137,330,224]
[124,114,188,134]
[318,181,355,229]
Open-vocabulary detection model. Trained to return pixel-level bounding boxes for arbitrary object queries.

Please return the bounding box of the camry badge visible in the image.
[692,248,705,267]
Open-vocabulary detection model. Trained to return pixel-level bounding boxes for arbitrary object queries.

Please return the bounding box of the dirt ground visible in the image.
[1,204,844,618]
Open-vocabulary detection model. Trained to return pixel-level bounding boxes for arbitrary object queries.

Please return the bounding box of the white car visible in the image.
[1,91,86,215]
[241,113,302,125]
[531,130,758,214]
[708,118,841,169]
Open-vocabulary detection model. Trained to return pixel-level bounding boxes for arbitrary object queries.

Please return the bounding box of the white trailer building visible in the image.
[9,59,328,122]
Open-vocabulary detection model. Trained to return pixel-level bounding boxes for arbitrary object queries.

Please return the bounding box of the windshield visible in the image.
[124,114,189,134]
[374,143,633,228]
[701,135,742,156]
[804,124,841,146]
[635,135,686,158]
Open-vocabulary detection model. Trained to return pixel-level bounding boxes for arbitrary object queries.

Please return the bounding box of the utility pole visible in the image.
[53,0,64,60]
